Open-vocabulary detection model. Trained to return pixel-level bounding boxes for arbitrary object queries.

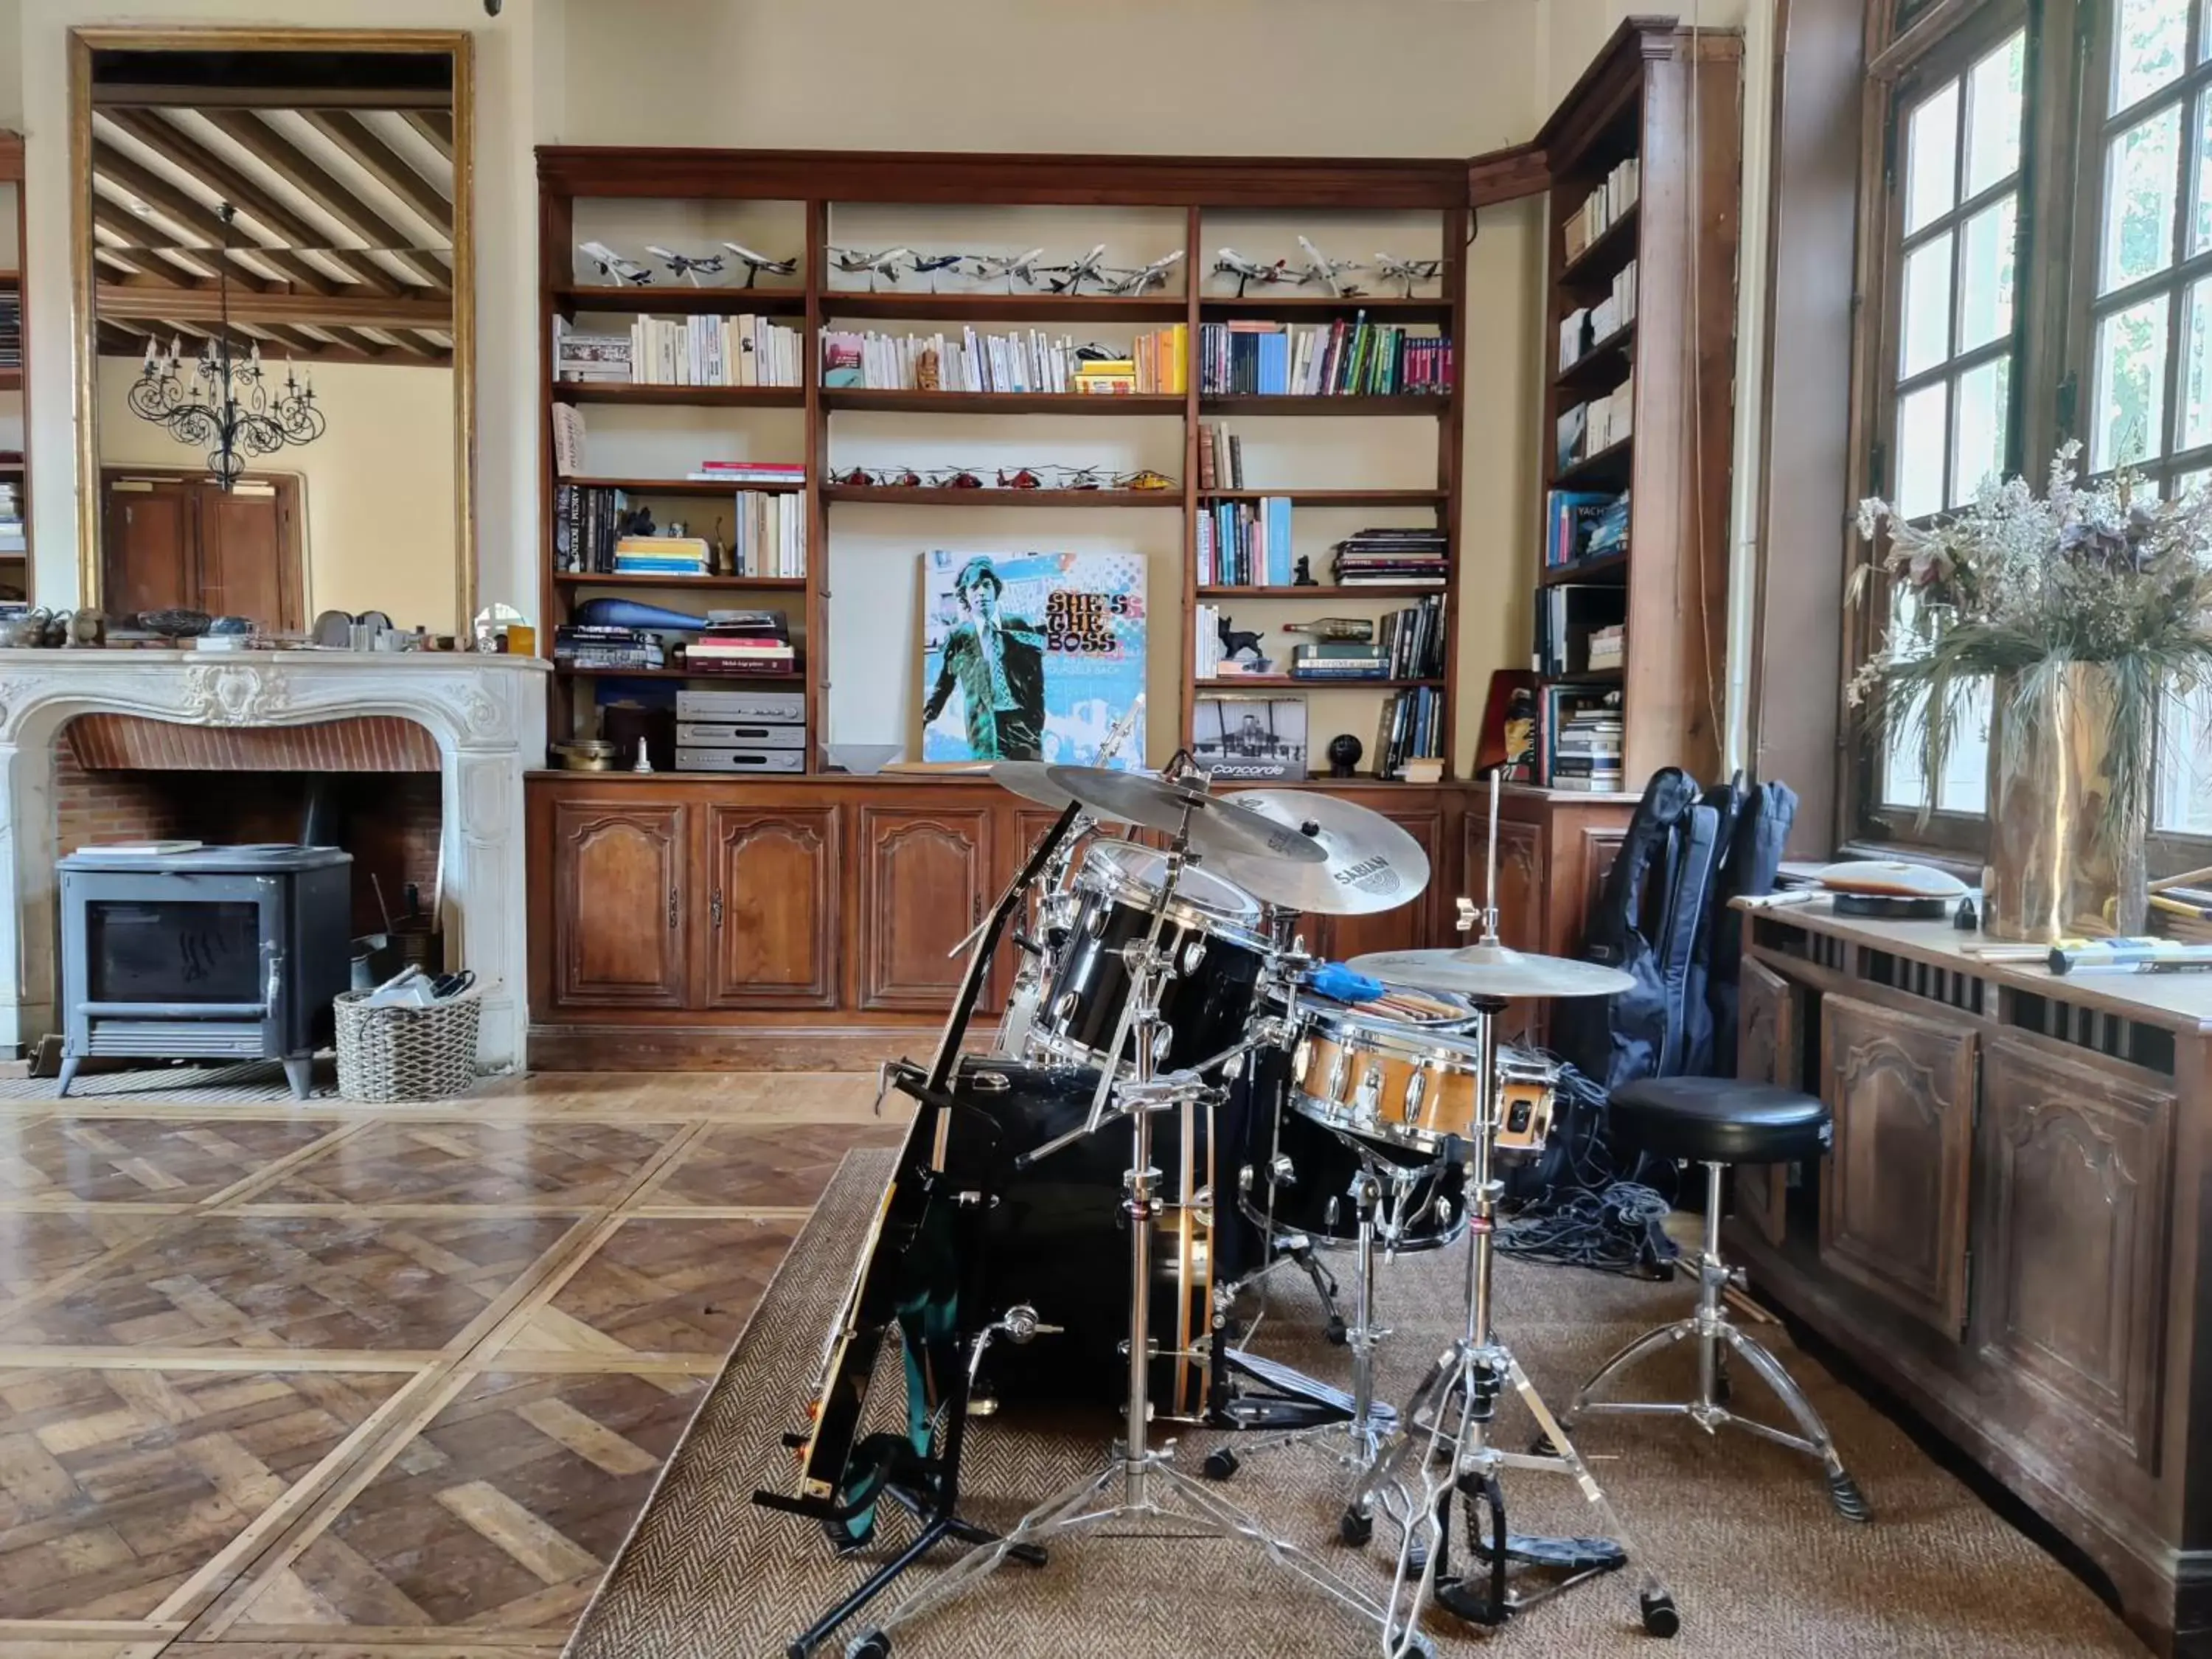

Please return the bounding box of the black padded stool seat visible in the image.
[1608,1077,1832,1166]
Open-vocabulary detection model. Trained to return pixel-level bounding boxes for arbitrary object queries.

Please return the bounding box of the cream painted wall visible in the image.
[94,356,458,631]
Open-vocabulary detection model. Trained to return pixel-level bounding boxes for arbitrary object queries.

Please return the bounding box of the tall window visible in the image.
[1871,24,2027,823]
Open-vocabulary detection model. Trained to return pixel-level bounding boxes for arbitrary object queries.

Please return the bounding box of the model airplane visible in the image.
[1044,244,1113,295]
[1374,253,1444,297]
[721,242,799,288]
[905,251,965,291]
[829,246,914,290]
[578,240,653,286]
[1101,249,1186,296]
[647,246,726,286]
[1214,248,1291,298]
[1295,236,1365,298]
[965,248,1048,291]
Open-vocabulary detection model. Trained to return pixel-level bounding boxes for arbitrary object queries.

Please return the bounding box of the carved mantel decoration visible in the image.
[0,650,548,1068]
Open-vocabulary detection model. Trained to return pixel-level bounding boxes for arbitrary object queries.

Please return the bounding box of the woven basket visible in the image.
[334,987,481,1103]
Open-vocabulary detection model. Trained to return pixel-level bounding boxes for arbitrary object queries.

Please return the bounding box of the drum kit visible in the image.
[756,759,1679,1658]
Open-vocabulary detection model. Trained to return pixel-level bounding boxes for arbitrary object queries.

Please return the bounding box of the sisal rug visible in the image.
[568,1150,2146,1659]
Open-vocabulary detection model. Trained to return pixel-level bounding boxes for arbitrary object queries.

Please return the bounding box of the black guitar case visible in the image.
[1680,777,1746,1078]
[1702,779,1798,1077]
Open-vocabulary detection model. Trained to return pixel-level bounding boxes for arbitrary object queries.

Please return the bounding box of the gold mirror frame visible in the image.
[66,27,476,626]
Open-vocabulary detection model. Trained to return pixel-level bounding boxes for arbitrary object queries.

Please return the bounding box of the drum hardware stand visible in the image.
[849,803,1398,1659]
[1343,778,1679,1653]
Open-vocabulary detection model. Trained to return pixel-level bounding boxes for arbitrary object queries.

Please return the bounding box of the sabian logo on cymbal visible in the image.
[1332,855,1400,894]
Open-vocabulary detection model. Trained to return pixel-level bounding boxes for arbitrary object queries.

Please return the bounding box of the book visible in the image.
[1199,316,1453,396]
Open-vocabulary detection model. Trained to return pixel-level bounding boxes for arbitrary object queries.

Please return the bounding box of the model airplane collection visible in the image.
[826,462,1178,491]
[576,237,1445,299]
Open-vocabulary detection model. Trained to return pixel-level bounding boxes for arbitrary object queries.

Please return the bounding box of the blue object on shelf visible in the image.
[572,597,712,632]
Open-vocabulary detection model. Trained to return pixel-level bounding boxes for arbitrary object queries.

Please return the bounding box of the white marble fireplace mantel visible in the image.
[0,649,549,1071]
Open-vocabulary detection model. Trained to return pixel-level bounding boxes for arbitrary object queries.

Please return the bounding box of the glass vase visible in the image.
[1986,665,2152,942]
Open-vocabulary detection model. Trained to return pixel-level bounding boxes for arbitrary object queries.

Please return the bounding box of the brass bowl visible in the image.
[550,740,617,772]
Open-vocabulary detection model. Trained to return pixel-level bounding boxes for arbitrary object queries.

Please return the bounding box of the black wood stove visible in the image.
[56,844,352,1101]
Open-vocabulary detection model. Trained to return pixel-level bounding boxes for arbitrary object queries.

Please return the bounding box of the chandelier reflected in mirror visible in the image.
[126,203,328,486]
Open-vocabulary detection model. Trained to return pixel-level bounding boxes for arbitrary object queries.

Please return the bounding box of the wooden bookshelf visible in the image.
[537,147,1475,782]
[1529,20,1740,789]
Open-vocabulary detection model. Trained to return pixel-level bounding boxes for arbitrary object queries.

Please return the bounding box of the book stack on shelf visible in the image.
[613,533,712,579]
[1534,582,1627,676]
[1563,155,1640,264]
[691,459,805,488]
[679,610,795,677]
[1290,597,1444,682]
[1197,423,1246,490]
[1199,316,1452,396]
[555,622,665,672]
[1197,497,1294,585]
[1544,693,1624,792]
[819,327,1182,394]
[1543,488,1629,570]
[1557,375,1635,470]
[0,290,23,372]
[1558,260,1637,366]
[1377,686,1445,779]
[554,315,802,387]
[1332,527,1449,587]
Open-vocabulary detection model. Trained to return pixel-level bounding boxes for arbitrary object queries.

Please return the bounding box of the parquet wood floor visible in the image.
[0,1071,890,1658]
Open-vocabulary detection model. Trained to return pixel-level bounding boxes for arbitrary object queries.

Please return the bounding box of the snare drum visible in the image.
[1495,1046,1562,1161]
[1288,994,1488,1154]
[1029,842,1270,1074]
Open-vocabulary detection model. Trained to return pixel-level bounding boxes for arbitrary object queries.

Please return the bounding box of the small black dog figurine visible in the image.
[1217,615,1265,661]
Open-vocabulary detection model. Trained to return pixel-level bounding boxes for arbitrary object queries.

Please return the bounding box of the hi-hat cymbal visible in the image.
[1349,943,1635,1001]
[1043,765,1329,866]
[1207,790,1431,915]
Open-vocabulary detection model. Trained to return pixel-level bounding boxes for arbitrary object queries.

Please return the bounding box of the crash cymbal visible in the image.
[1043,765,1329,866]
[1208,789,1431,915]
[990,760,1081,810]
[1348,943,1635,1001]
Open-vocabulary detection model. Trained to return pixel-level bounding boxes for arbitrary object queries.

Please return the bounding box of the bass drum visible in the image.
[962,1059,1218,1422]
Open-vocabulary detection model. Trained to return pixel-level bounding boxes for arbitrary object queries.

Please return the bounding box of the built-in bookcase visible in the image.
[534,150,1480,782]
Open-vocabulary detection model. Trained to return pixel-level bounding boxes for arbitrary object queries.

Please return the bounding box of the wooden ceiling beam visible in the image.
[97,283,451,331]
[202,110,451,294]
[300,110,452,240]
[407,109,454,161]
[88,198,212,284]
[91,145,339,296]
[99,109,404,298]
[94,86,452,111]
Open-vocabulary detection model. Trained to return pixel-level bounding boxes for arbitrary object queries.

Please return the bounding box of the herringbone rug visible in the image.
[568,1152,2146,1658]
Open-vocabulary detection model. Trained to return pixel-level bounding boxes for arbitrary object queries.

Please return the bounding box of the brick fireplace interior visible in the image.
[53,714,444,941]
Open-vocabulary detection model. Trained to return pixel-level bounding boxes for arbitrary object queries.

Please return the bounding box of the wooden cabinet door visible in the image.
[548,800,690,1009]
[1819,992,1978,1337]
[1321,807,1446,961]
[196,479,302,633]
[1733,957,1798,1246]
[860,806,994,1013]
[1975,1037,2173,1463]
[103,478,195,616]
[696,805,839,1010]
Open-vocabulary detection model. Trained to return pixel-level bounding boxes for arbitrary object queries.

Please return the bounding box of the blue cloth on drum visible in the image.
[1307,961,1386,1004]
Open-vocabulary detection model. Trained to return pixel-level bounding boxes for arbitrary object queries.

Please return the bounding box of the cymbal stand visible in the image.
[849,803,1394,1659]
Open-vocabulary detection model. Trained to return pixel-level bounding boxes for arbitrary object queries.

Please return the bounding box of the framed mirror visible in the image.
[69,29,473,634]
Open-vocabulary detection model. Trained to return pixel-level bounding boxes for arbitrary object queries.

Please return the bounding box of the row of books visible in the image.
[1558,260,1638,369]
[553,315,803,387]
[1376,685,1446,777]
[1198,318,1453,397]
[1544,488,1630,568]
[820,328,1144,394]
[1332,527,1448,587]
[1534,582,1628,678]
[1109,325,1186,394]
[1373,596,1447,679]
[554,624,665,672]
[552,483,807,577]
[1563,154,1641,265]
[1196,497,1294,587]
[1557,373,1635,471]
[726,491,807,578]
[0,294,22,369]
[1196,423,1247,490]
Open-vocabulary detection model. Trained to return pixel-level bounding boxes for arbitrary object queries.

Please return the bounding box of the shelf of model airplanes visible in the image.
[822,485,1180,506]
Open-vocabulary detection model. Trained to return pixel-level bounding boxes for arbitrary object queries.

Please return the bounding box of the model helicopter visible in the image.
[828,246,914,290]
[1295,235,1365,298]
[965,248,1048,291]
[647,246,726,286]
[720,242,800,288]
[905,251,965,291]
[578,240,654,286]
[1044,244,1113,295]
[1101,249,1186,296]
[1214,247,1292,297]
[1374,253,1444,298]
